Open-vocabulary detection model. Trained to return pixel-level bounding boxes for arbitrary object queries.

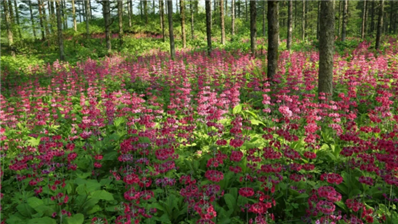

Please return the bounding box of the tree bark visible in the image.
[361,0,367,39]
[103,0,112,54]
[29,1,37,39]
[128,0,132,27]
[341,0,348,41]
[317,1,321,40]
[287,0,293,50]
[302,0,305,41]
[190,0,195,39]
[389,1,394,34]
[168,0,175,59]
[85,0,90,37]
[375,0,384,50]
[180,0,186,48]
[56,0,65,61]
[144,0,148,24]
[38,0,45,40]
[72,0,77,32]
[206,0,212,56]
[13,0,22,39]
[160,0,165,42]
[262,0,266,37]
[250,0,256,56]
[268,1,279,80]
[318,0,335,101]
[245,0,248,20]
[231,0,235,40]
[118,0,124,46]
[370,0,375,34]
[3,0,15,57]
[237,0,240,18]
[220,0,225,45]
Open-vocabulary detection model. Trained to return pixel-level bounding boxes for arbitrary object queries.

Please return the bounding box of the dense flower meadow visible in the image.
[1,39,398,224]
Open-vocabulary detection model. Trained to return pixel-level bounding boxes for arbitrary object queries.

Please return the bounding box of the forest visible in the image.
[1,0,398,224]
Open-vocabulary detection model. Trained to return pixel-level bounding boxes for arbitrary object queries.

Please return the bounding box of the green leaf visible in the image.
[27,137,41,147]
[224,194,236,211]
[28,217,56,224]
[87,205,102,215]
[65,213,84,224]
[90,190,114,201]
[27,197,44,208]
[232,104,242,115]
[296,193,309,199]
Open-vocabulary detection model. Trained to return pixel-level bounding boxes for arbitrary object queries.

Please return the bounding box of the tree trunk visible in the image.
[220,0,225,45]
[72,0,77,32]
[287,0,293,50]
[370,0,375,34]
[341,0,348,41]
[29,1,37,39]
[302,0,305,41]
[38,0,46,40]
[103,0,111,54]
[160,0,165,42]
[88,0,92,19]
[180,0,186,48]
[118,0,124,46]
[144,0,148,24]
[250,0,256,56]
[262,1,266,37]
[317,1,321,40]
[361,0,367,39]
[268,1,278,80]
[56,0,65,61]
[44,1,50,36]
[206,0,212,56]
[190,0,195,39]
[85,0,90,37]
[318,0,334,101]
[13,0,22,39]
[238,0,240,18]
[375,0,384,50]
[3,0,15,57]
[167,0,175,59]
[128,0,132,27]
[245,0,248,20]
[390,1,394,34]
[231,0,235,40]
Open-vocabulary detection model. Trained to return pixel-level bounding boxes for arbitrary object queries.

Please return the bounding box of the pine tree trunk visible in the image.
[29,1,37,39]
[245,0,248,20]
[370,0,375,34]
[144,0,148,24]
[389,1,394,34]
[318,0,335,101]
[190,1,195,39]
[206,0,212,56]
[341,0,348,41]
[118,0,124,46]
[85,0,90,37]
[72,0,77,31]
[268,1,279,80]
[128,0,132,27]
[262,1,266,37]
[167,0,175,59]
[103,0,111,54]
[302,0,305,41]
[38,0,45,40]
[56,0,65,60]
[317,1,320,40]
[160,0,165,42]
[180,0,186,48]
[220,0,225,44]
[3,0,15,57]
[250,0,256,56]
[375,0,384,50]
[287,0,293,50]
[231,0,235,40]
[362,0,367,39]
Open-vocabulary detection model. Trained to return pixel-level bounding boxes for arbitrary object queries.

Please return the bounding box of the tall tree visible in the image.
[13,0,22,38]
[262,0,266,37]
[317,1,321,40]
[3,0,15,57]
[361,0,367,39]
[167,0,175,59]
[287,0,293,50]
[370,0,375,34]
[56,0,65,60]
[160,0,165,42]
[389,1,394,34]
[180,0,186,48]
[318,0,335,101]
[268,1,278,80]
[38,0,45,40]
[237,0,240,18]
[205,0,212,56]
[375,0,384,50]
[341,0,348,41]
[128,0,132,27]
[72,0,77,32]
[144,0,148,24]
[85,0,90,36]
[190,0,195,39]
[250,0,256,56]
[231,0,235,40]
[29,1,37,39]
[103,0,111,54]
[118,0,124,46]
[302,0,305,41]
[220,0,225,45]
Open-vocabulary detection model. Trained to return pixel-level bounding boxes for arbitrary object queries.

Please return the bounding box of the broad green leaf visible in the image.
[28,217,56,224]
[27,197,43,208]
[224,194,236,211]
[65,213,84,224]
[232,104,242,115]
[90,190,114,201]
